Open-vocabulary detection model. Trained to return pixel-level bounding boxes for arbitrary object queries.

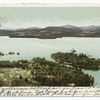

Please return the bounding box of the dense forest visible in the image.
[51,50,100,70]
[0,51,97,86]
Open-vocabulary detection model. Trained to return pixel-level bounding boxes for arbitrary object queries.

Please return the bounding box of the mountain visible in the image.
[80,25,100,37]
[0,25,100,38]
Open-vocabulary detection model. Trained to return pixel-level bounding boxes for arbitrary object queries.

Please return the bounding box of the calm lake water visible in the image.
[0,36,100,86]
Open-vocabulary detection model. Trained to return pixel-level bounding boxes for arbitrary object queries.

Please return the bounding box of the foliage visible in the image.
[0,51,96,86]
[0,52,4,56]
[51,51,100,70]
[30,57,94,86]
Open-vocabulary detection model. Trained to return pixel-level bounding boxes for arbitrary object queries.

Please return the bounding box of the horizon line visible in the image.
[1,24,100,30]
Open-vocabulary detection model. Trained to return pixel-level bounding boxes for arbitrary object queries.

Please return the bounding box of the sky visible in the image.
[0,7,100,29]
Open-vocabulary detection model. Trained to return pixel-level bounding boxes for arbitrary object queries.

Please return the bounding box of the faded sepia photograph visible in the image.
[0,5,100,88]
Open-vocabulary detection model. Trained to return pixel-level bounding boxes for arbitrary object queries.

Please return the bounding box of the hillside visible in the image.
[1,25,100,38]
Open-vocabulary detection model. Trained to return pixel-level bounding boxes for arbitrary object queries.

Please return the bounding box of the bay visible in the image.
[0,36,100,86]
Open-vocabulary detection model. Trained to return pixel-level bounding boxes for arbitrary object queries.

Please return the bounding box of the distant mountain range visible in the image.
[0,25,100,39]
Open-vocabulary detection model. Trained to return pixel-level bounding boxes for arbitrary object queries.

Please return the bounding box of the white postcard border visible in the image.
[0,3,100,97]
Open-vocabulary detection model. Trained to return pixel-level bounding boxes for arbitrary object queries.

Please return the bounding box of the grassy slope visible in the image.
[0,68,31,86]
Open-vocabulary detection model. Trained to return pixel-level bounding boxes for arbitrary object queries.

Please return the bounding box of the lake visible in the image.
[0,36,100,86]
